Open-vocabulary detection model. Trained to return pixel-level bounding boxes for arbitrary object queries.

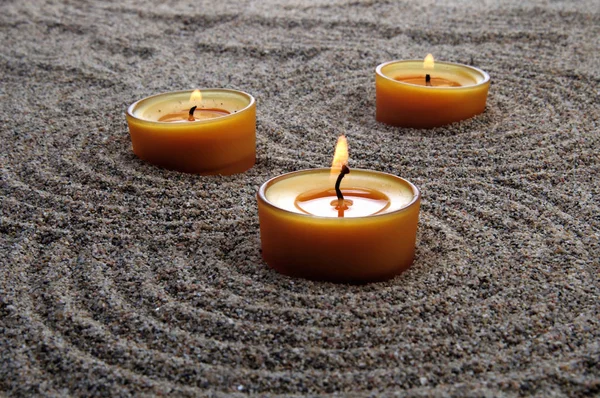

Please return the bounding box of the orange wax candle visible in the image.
[376,54,490,128]
[126,89,256,175]
[257,137,421,283]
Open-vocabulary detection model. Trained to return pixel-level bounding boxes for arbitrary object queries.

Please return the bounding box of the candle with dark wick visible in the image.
[126,88,256,174]
[257,135,421,282]
[376,54,490,128]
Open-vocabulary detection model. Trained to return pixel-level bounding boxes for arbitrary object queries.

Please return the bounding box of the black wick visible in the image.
[188,105,197,121]
[425,74,431,86]
[335,164,350,202]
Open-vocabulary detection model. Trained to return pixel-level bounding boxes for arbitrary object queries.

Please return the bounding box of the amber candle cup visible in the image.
[126,89,256,175]
[257,168,421,283]
[376,60,490,128]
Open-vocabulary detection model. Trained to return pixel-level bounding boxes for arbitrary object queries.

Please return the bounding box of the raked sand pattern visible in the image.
[1,0,599,396]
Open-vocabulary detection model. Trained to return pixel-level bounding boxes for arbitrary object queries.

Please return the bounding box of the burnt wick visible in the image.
[188,105,197,121]
[335,164,350,207]
[425,74,431,86]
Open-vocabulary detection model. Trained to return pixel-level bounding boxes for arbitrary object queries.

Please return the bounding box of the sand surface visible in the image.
[1,0,599,396]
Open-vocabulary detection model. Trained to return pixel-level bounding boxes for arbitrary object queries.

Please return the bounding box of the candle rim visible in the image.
[126,88,255,125]
[376,59,490,89]
[258,168,420,221]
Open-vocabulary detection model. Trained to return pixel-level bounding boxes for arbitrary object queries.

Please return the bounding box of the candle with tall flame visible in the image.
[376,54,490,128]
[126,89,256,175]
[257,136,421,283]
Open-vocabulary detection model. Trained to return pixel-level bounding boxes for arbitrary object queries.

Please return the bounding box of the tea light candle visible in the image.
[126,89,256,175]
[376,54,490,128]
[257,136,421,283]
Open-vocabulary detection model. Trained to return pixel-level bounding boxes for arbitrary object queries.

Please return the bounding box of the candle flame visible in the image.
[331,135,348,175]
[189,89,202,102]
[424,53,434,69]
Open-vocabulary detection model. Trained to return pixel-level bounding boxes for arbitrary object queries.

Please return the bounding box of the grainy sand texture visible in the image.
[1,0,599,396]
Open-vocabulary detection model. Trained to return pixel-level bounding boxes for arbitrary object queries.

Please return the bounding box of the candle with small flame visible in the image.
[257,136,421,283]
[126,89,256,174]
[376,54,490,128]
